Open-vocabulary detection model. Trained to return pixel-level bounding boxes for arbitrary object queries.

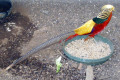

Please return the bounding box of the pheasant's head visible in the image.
[97,5,115,19]
[101,4,115,12]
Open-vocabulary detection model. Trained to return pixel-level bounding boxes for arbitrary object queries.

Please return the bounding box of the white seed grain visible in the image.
[65,38,111,59]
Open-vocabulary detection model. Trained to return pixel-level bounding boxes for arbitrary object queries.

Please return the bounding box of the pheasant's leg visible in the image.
[84,36,93,41]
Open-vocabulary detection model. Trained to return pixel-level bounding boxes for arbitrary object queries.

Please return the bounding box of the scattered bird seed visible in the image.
[65,38,111,59]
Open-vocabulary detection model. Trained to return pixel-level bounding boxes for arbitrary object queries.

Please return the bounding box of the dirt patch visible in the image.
[0,1,119,80]
[0,12,37,68]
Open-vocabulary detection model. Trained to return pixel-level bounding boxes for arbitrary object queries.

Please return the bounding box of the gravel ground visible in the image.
[0,0,120,80]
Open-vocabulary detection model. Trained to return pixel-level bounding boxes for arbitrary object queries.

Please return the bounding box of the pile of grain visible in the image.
[65,38,111,59]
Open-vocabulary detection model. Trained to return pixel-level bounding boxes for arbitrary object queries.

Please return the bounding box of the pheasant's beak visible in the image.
[112,8,115,11]
[112,6,115,11]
